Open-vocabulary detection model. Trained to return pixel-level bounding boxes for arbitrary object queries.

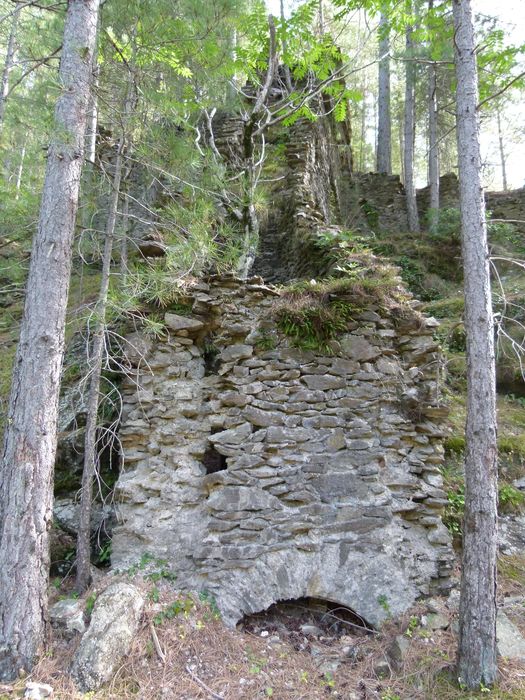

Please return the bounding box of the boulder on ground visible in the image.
[70,582,144,692]
[497,610,525,661]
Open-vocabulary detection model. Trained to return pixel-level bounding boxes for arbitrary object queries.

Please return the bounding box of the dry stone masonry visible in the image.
[110,108,460,628]
[113,272,454,627]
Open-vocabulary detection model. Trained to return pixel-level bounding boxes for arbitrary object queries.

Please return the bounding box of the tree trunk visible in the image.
[237,15,278,280]
[280,0,293,93]
[14,138,26,198]
[453,0,498,689]
[496,108,508,191]
[75,141,124,592]
[86,52,99,167]
[76,62,135,593]
[0,0,99,681]
[0,1,22,130]
[377,12,391,174]
[404,11,420,232]
[427,0,439,230]
[359,74,367,170]
[120,188,130,278]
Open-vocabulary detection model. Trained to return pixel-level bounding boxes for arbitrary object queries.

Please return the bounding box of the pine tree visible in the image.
[0,0,100,680]
[454,0,498,687]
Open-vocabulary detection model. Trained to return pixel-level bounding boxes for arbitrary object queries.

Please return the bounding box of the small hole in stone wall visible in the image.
[202,446,228,474]
[238,597,373,646]
[203,335,220,375]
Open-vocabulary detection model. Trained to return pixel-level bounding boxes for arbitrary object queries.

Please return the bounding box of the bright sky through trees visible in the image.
[267,0,525,189]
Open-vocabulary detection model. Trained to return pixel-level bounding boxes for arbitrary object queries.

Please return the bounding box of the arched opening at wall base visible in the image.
[237,597,375,645]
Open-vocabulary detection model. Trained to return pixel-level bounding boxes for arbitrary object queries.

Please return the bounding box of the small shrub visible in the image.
[431,207,461,240]
[443,485,465,536]
[499,484,525,514]
[254,329,277,351]
[85,592,97,616]
[272,258,412,352]
[444,435,465,454]
[152,596,194,625]
[498,434,525,458]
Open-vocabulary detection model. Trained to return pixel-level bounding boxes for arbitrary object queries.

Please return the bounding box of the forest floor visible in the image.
[0,560,524,700]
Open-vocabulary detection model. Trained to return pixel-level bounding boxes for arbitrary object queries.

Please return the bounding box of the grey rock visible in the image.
[49,598,86,638]
[210,422,252,445]
[497,611,525,660]
[123,332,153,366]
[374,658,391,679]
[426,612,449,630]
[266,426,311,443]
[70,583,144,692]
[207,486,283,512]
[54,498,115,537]
[513,476,525,491]
[327,429,346,451]
[340,335,381,361]
[164,312,204,332]
[219,344,253,362]
[498,515,525,555]
[243,405,284,427]
[302,374,345,391]
[388,635,411,668]
[24,683,54,699]
[219,391,249,407]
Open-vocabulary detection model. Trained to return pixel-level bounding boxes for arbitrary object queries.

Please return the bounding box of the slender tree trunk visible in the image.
[359,74,367,171]
[0,0,99,681]
[227,29,238,102]
[319,0,324,35]
[0,1,22,130]
[399,107,405,184]
[404,13,420,232]
[427,0,439,229]
[76,65,135,593]
[14,138,26,198]
[377,12,392,174]
[75,142,124,592]
[280,0,293,93]
[428,62,439,218]
[86,55,99,167]
[237,15,278,280]
[120,188,130,278]
[496,108,508,191]
[453,0,498,689]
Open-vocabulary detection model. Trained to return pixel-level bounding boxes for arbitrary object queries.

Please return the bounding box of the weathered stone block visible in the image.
[302,374,346,391]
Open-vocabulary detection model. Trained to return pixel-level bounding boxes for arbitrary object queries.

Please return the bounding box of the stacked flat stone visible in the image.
[112,274,454,628]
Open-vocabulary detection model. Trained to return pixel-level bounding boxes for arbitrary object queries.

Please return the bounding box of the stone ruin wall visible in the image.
[113,275,454,627]
[108,114,478,627]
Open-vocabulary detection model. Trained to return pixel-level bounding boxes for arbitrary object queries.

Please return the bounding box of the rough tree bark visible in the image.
[453,0,498,689]
[404,11,420,233]
[0,1,23,130]
[0,0,100,681]
[427,0,439,229]
[377,11,392,174]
